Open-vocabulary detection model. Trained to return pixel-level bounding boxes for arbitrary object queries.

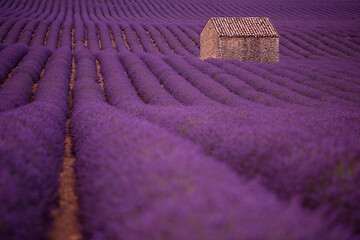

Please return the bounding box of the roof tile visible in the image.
[211,17,279,38]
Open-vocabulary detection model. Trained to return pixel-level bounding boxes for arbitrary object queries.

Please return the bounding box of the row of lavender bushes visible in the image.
[0,47,71,239]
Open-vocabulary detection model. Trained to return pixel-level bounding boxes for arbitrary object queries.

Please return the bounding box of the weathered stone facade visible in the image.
[200,21,219,59]
[200,17,279,63]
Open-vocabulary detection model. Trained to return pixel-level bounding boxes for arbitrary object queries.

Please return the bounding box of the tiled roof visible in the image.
[210,17,279,38]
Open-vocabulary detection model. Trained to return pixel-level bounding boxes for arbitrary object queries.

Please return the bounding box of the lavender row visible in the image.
[33,47,72,113]
[184,55,284,106]
[118,52,181,106]
[17,20,38,46]
[108,23,130,52]
[279,61,360,103]
[0,19,16,42]
[259,61,358,105]
[310,31,360,57]
[165,54,269,107]
[44,0,66,50]
[131,23,161,54]
[283,30,353,60]
[1,0,36,19]
[166,25,199,56]
[97,50,143,107]
[139,53,216,106]
[0,44,28,84]
[1,0,59,47]
[230,60,345,105]
[299,61,360,93]
[2,19,27,44]
[320,63,360,83]
[0,48,71,240]
[279,33,323,60]
[207,58,322,106]
[96,22,113,50]
[59,0,73,51]
[0,46,51,112]
[155,25,190,56]
[298,29,360,58]
[73,1,86,46]
[128,102,360,235]
[327,32,360,53]
[144,24,174,55]
[281,32,337,60]
[178,25,200,46]
[121,25,144,54]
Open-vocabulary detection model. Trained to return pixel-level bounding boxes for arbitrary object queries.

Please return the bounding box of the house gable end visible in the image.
[200,20,219,59]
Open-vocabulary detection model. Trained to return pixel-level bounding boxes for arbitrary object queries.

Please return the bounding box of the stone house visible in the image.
[200,17,279,63]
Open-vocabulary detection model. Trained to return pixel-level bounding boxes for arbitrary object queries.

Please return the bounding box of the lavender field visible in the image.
[0,0,360,239]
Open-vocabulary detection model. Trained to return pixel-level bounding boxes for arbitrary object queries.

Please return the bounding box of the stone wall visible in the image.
[258,37,279,63]
[200,22,219,60]
[219,37,279,63]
